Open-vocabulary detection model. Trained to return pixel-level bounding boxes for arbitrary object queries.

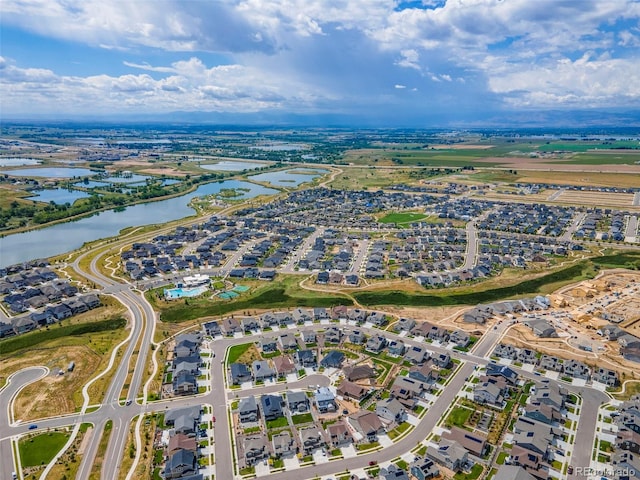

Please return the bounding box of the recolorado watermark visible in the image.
[573,467,635,477]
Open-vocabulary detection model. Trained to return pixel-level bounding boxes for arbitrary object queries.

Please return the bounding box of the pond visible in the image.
[0,167,96,178]
[0,180,278,267]
[26,188,92,205]
[97,174,151,183]
[0,158,42,167]
[200,160,269,171]
[248,169,327,186]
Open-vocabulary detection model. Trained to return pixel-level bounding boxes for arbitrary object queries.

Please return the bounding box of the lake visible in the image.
[0,158,42,167]
[200,160,269,171]
[248,169,327,186]
[0,180,277,267]
[0,167,96,178]
[26,188,91,205]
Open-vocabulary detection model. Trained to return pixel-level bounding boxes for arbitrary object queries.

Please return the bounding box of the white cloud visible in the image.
[0,56,333,114]
[488,54,640,107]
[394,84,406,89]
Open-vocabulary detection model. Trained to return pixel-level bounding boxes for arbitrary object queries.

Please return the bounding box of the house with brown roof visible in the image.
[167,433,197,455]
[273,355,296,377]
[443,426,488,457]
[348,411,385,442]
[344,364,377,382]
[327,421,353,447]
[337,380,368,401]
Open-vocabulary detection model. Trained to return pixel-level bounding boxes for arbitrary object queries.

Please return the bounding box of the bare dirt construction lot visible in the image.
[7,345,102,421]
[499,270,640,382]
[552,191,635,208]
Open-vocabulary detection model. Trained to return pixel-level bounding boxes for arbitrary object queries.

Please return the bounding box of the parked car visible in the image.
[28,424,37,430]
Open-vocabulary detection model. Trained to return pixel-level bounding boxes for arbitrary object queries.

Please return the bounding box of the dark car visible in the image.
[28,424,38,430]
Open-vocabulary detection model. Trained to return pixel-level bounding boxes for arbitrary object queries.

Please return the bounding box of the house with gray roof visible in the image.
[239,396,259,423]
[243,435,269,466]
[315,387,337,413]
[252,360,276,382]
[563,359,590,380]
[287,391,310,413]
[426,439,468,472]
[260,394,284,420]
[299,426,325,454]
[376,397,406,424]
[365,334,387,353]
[272,431,296,458]
[230,363,252,385]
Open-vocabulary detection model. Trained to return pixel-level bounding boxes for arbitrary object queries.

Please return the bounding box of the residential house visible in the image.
[278,332,298,351]
[348,330,366,345]
[395,317,416,332]
[348,411,385,442]
[450,330,471,348]
[376,397,406,424]
[344,364,376,382]
[272,431,296,458]
[337,381,368,401]
[380,465,410,480]
[408,361,438,384]
[299,426,325,454]
[238,396,259,423]
[365,334,387,353]
[327,421,352,447]
[221,317,242,336]
[301,330,317,344]
[493,343,518,360]
[443,427,488,457]
[410,457,440,480]
[595,367,619,387]
[324,326,342,344]
[539,355,563,373]
[230,363,252,385]
[426,439,469,472]
[433,352,451,368]
[273,355,296,378]
[296,349,317,368]
[320,350,345,369]
[404,345,430,365]
[474,380,504,406]
[563,359,590,380]
[163,448,198,479]
[243,435,269,465]
[388,339,406,356]
[260,394,284,420]
[287,391,310,413]
[252,360,276,382]
[315,387,337,413]
[486,364,519,385]
[260,338,278,354]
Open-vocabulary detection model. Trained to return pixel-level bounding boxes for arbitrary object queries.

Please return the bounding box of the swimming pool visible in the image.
[164,286,208,300]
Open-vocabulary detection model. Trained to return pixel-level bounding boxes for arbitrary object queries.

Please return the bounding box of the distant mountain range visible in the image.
[3,109,640,129]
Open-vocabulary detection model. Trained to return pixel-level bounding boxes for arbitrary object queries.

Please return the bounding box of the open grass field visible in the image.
[19,430,70,467]
[353,261,596,307]
[379,211,428,224]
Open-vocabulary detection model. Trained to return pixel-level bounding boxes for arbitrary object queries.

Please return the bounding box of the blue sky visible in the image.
[1,0,640,124]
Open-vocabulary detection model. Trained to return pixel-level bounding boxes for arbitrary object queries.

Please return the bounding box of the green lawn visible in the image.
[19,431,70,467]
[354,261,594,307]
[266,417,289,429]
[496,452,509,465]
[446,406,472,428]
[0,317,126,355]
[291,413,314,425]
[227,343,253,364]
[379,211,427,225]
[454,463,483,480]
